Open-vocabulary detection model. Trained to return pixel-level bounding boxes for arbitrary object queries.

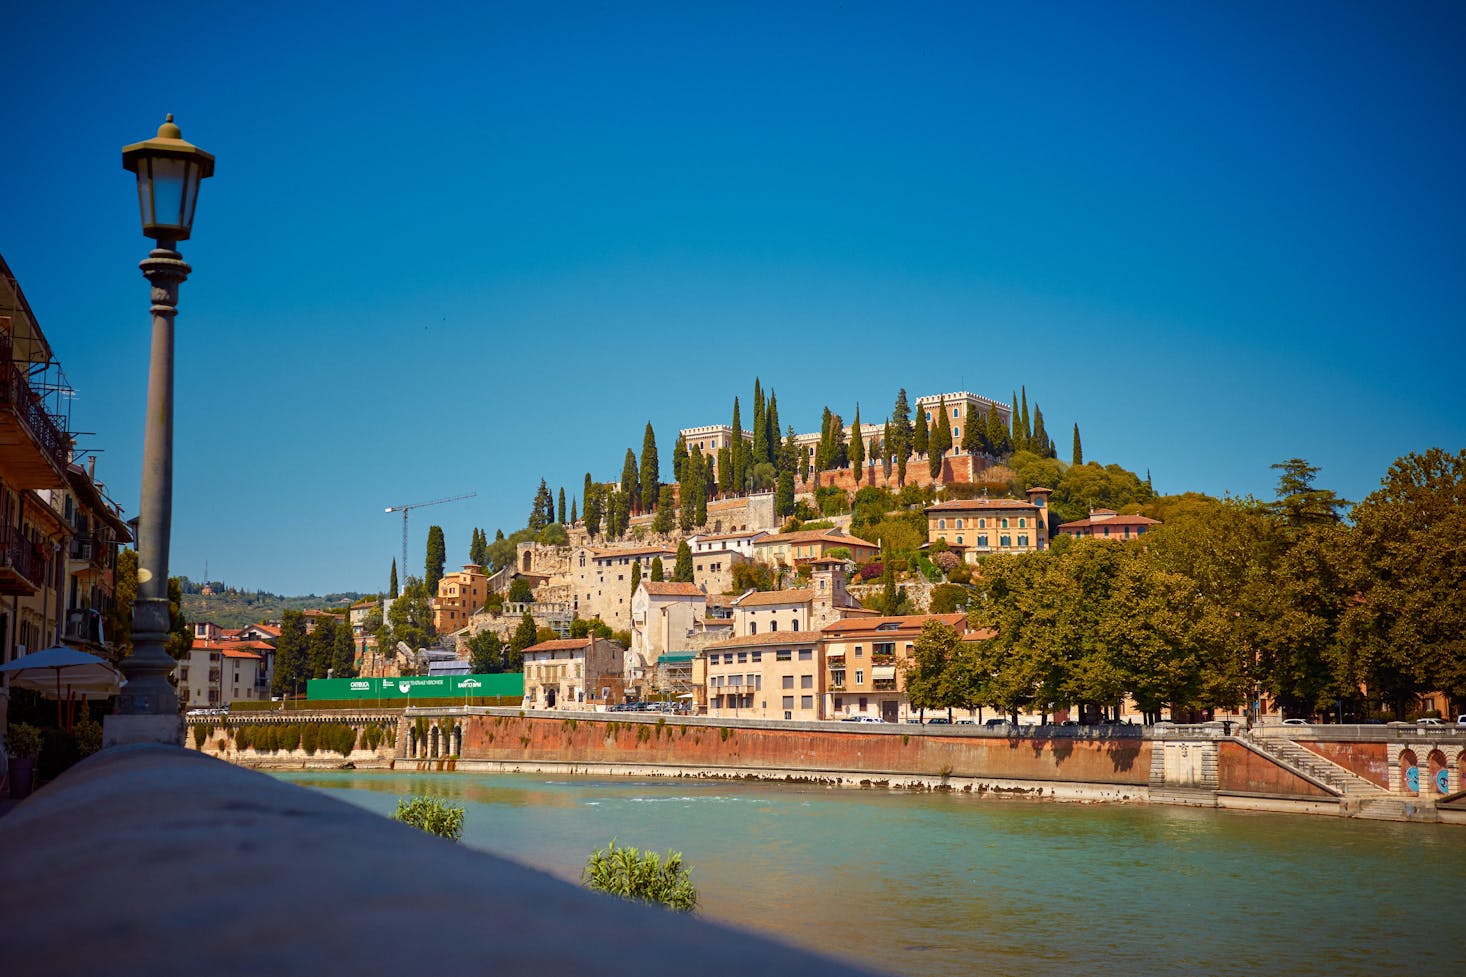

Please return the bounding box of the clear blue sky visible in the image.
[5,1,1463,597]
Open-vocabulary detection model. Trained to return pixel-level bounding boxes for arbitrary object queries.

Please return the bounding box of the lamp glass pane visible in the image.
[148,157,188,232]
[181,160,200,231]
[135,166,154,230]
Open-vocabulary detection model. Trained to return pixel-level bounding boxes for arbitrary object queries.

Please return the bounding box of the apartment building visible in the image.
[754,528,879,567]
[821,613,969,723]
[433,563,488,634]
[924,487,1052,562]
[522,636,623,711]
[176,641,268,708]
[570,544,677,630]
[703,630,823,721]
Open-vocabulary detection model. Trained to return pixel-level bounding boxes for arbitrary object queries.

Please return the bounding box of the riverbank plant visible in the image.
[583,840,696,912]
[392,795,465,841]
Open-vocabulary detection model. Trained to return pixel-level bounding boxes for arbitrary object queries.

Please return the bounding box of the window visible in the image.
[782,675,794,689]
[978,518,986,528]
[1001,518,1009,529]
[978,534,988,547]
[800,675,813,689]
[770,621,778,632]
[737,652,747,663]
[854,645,863,657]
[925,411,932,422]
[955,518,963,529]
[798,649,812,660]
[776,650,792,661]
[1018,535,1028,547]
[938,518,946,530]
[751,675,761,690]
[957,535,963,545]
[873,642,895,656]
[833,696,843,710]
[859,697,868,712]
[1001,535,1011,547]
[782,696,794,710]
[751,652,762,662]
[855,670,864,684]
[953,407,960,418]
[801,695,814,710]
[750,622,757,635]
[953,427,959,440]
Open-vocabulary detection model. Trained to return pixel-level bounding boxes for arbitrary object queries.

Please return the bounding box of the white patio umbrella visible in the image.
[0,645,124,729]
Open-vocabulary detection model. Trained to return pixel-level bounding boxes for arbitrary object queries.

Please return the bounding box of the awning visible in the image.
[873,665,897,680]
[658,653,696,664]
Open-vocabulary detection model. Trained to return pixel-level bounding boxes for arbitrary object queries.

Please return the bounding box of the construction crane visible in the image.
[384,492,477,589]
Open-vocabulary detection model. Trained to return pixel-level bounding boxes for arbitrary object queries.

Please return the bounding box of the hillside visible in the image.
[180,590,368,630]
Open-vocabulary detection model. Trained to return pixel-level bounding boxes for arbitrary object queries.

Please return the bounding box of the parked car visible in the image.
[983,718,1010,728]
[955,720,977,726]
[925,717,952,725]
[1282,718,1311,726]
[841,715,885,723]
[1458,716,1466,725]
[1416,717,1444,726]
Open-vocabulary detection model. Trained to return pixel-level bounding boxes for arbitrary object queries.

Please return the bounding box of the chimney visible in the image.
[88,456,97,481]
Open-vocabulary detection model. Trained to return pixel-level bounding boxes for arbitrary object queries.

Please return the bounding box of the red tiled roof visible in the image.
[694,530,768,542]
[525,638,593,653]
[219,648,263,660]
[642,582,705,598]
[925,499,1040,513]
[705,630,824,650]
[1057,514,1161,529]
[758,529,876,547]
[733,588,813,608]
[590,545,677,559]
[821,613,968,636]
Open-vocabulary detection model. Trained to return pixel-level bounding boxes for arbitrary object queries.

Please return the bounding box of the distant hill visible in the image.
[180,588,371,630]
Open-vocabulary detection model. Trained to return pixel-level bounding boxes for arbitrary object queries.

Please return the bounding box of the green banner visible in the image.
[307,674,524,701]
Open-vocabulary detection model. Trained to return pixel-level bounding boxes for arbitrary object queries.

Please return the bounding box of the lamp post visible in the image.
[105,115,214,747]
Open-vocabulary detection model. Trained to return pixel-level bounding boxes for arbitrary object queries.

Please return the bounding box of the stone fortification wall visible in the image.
[452,712,1150,787]
[798,454,1000,495]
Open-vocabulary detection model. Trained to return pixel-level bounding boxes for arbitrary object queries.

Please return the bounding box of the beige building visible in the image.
[822,613,970,723]
[914,391,1009,459]
[703,630,824,721]
[522,636,624,711]
[678,425,752,483]
[433,564,488,634]
[754,528,879,567]
[924,487,1052,562]
[176,641,268,708]
[1056,509,1160,541]
[629,581,707,679]
[570,544,677,630]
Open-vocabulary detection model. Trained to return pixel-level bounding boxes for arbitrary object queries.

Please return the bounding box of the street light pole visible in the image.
[105,115,214,748]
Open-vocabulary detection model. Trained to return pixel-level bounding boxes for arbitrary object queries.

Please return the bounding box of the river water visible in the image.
[277,770,1464,977]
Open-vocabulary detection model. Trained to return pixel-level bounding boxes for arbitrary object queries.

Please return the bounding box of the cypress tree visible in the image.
[672,434,688,484]
[799,441,810,481]
[389,559,399,598]
[425,525,446,595]
[914,407,929,457]
[1010,393,1022,451]
[776,470,794,517]
[752,379,767,468]
[765,392,780,466]
[717,446,733,495]
[962,408,984,455]
[640,422,659,511]
[817,407,833,473]
[585,485,604,539]
[850,404,865,474]
[653,485,676,534]
[891,389,913,470]
[679,459,699,532]
[1072,424,1083,466]
[571,497,578,525]
[529,479,552,531]
[621,448,640,512]
[673,540,694,583]
[557,487,567,524]
[1032,405,1050,458]
[780,424,798,476]
[729,397,743,491]
[651,557,664,582]
[630,560,641,596]
[930,401,951,479]
[697,456,711,525]
[1020,387,1032,448]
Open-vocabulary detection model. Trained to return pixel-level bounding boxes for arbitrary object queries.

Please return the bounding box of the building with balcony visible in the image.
[821,613,970,723]
[433,563,488,634]
[924,487,1052,562]
[703,630,824,721]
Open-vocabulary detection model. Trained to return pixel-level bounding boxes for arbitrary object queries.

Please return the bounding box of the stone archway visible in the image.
[453,727,463,756]
[1427,749,1449,796]
[1399,748,1420,794]
[429,726,440,759]
[522,550,533,573]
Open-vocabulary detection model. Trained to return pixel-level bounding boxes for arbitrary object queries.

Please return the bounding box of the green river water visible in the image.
[278,770,1465,977]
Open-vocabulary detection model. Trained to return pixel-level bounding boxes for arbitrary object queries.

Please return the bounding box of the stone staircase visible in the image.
[1238,732,1399,816]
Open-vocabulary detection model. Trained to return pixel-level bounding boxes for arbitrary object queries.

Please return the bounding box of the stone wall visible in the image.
[1217,740,1334,797]
[797,453,1000,495]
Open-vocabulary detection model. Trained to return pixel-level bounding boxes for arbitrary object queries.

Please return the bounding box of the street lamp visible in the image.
[106,115,214,747]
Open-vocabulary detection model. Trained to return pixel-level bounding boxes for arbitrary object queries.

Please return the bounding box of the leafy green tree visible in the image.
[558,487,567,524]
[102,548,138,664]
[509,577,535,603]
[850,403,865,476]
[271,610,310,696]
[1032,405,1052,458]
[508,611,538,671]
[620,449,640,513]
[468,629,504,673]
[651,557,664,582]
[653,485,676,534]
[673,541,694,583]
[165,576,192,661]
[987,406,1012,457]
[309,616,338,678]
[1269,458,1348,528]
[905,618,964,719]
[389,558,399,599]
[928,583,971,614]
[630,560,642,596]
[1019,387,1031,448]
[425,524,446,595]
[583,841,696,913]
[780,424,799,477]
[536,522,568,546]
[962,408,985,456]
[393,796,464,841]
[332,613,358,677]
[387,578,437,656]
[640,423,660,511]
[1010,392,1023,452]
[1072,424,1083,466]
[1342,448,1466,708]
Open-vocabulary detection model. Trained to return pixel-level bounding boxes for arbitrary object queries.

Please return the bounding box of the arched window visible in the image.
[938,518,946,530]
[956,518,963,529]
[750,622,758,635]
[1001,518,1009,529]
[978,518,986,528]
[1019,518,1026,528]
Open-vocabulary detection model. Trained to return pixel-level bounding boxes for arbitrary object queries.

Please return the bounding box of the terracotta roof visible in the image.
[642,582,705,598]
[705,630,824,650]
[733,588,814,608]
[1058,514,1161,529]
[524,637,593,653]
[193,639,275,652]
[960,628,997,641]
[925,499,1041,513]
[219,648,263,660]
[757,529,876,547]
[821,613,968,636]
[694,530,768,542]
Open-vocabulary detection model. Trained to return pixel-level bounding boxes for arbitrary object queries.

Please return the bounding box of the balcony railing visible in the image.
[873,680,898,691]
[0,528,43,593]
[69,535,96,561]
[0,348,68,481]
